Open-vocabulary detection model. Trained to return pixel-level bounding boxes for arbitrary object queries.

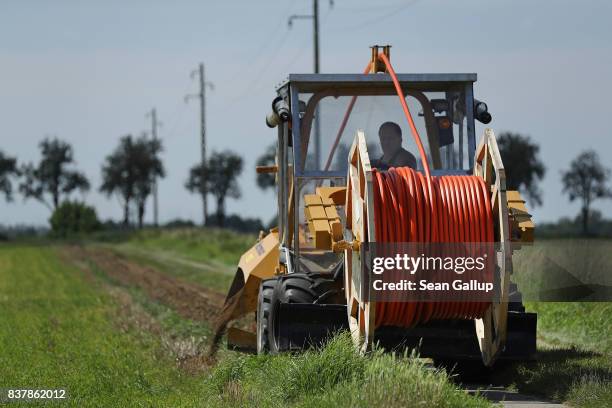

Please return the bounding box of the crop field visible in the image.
[0,230,610,407]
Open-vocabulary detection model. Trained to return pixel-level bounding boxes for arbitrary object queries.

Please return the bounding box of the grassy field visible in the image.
[204,333,490,408]
[500,238,612,407]
[486,302,612,407]
[99,228,254,292]
[1,231,610,407]
[0,244,205,406]
[107,227,256,266]
[512,239,612,301]
[0,237,491,407]
[527,302,612,353]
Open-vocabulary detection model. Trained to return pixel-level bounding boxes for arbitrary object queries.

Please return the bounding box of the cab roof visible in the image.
[282,73,477,93]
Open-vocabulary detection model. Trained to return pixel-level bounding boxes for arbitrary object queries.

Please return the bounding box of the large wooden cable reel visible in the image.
[345,131,378,352]
[473,128,512,366]
[344,129,511,366]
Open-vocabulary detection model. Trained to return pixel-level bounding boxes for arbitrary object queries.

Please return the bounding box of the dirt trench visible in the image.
[65,245,225,324]
[63,245,251,368]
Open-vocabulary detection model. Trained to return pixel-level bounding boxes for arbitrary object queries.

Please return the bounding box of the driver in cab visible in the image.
[371,121,417,170]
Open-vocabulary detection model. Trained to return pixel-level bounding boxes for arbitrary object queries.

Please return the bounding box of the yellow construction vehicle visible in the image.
[220,46,536,367]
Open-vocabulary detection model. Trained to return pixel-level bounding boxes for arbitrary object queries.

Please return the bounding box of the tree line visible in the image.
[255,132,612,236]
[1,131,611,236]
[0,136,245,234]
[496,132,611,236]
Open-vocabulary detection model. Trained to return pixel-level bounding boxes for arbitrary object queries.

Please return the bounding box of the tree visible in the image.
[100,136,135,226]
[0,150,19,201]
[256,143,276,191]
[132,138,164,228]
[186,150,243,227]
[497,132,546,206]
[100,135,164,228]
[19,137,90,210]
[49,200,100,237]
[561,150,612,236]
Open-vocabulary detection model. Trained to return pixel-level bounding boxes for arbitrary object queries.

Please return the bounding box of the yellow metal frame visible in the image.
[223,231,280,322]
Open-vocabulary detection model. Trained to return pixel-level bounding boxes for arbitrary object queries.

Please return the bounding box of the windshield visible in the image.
[296,88,472,173]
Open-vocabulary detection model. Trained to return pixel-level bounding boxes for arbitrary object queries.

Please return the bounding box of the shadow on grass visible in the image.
[439,347,611,404]
[504,348,610,401]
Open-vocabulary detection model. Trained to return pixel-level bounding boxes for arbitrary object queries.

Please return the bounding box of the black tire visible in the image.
[256,278,277,354]
[269,272,344,353]
[277,272,345,304]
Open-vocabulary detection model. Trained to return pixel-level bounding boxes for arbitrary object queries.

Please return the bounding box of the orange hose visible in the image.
[370,53,494,328]
[377,53,431,179]
[372,169,493,328]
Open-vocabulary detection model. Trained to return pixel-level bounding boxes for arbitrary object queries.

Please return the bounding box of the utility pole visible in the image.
[186,63,214,226]
[289,0,332,169]
[146,108,161,227]
[312,0,321,169]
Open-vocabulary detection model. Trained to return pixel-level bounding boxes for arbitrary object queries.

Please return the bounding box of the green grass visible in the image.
[0,242,492,407]
[101,227,256,292]
[512,238,612,301]
[0,244,207,407]
[526,302,612,353]
[529,301,612,408]
[119,227,255,266]
[484,239,612,407]
[487,301,612,407]
[204,332,491,408]
[491,345,611,407]
[130,287,213,340]
[4,233,609,407]
[75,243,224,364]
[98,233,612,407]
[109,243,235,293]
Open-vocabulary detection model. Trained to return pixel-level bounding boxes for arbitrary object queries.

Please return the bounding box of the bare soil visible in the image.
[64,245,225,323]
[62,245,240,371]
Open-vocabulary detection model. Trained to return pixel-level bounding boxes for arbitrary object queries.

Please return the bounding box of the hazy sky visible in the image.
[1,0,611,226]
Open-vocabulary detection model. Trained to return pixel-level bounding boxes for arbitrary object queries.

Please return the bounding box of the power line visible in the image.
[287,0,334,168]
[162,98,189,141]
[221,0,334,111]
[275,5,333,80]
[227,0,301,79]
[219,0,301,109]
[332,1,416,13]
[330,0,420,32]
[223,32,293,108]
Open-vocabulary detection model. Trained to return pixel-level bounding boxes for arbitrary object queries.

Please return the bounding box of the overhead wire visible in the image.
[219,0,301,110]
[222,5,334,111]
[329,0,421,32]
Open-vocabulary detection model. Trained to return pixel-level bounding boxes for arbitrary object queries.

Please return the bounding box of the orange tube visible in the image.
[368,53,494,328]
[372,169,494,327]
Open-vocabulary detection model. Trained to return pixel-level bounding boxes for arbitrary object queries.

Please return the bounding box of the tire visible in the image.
[256,278,277,354]
[269,272,344,353]
[277,272,344,304]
